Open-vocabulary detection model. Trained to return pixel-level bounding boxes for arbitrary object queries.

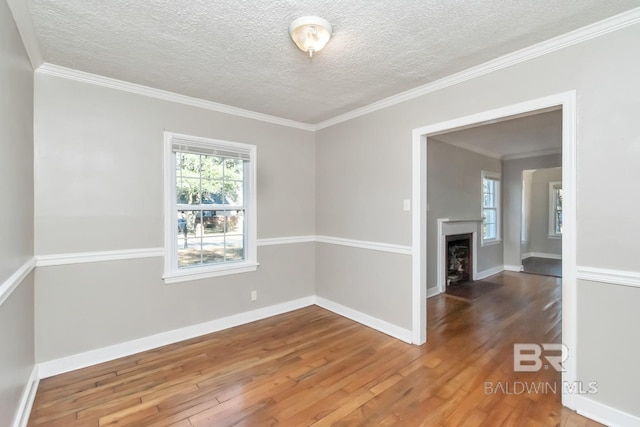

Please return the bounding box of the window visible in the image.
[163,132,257,284]
[481,171,501,245]
[549,181,563,237]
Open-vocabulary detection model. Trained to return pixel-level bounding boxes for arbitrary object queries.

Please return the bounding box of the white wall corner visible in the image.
[528,252,562,260]
[314,296,412,344]
[6,0,43,69]
[476,265,505,281]
[427,287,441,299]
[12,365,39,427]
[575,395,640,427]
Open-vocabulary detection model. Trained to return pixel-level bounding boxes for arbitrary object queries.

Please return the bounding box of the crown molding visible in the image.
[6,0,43,70]
[440,140,503,159]
[434,138,561,161]
[23,7,640,132]
[315,7,640,130]
[35,63,316,132]
[502,148,562,160]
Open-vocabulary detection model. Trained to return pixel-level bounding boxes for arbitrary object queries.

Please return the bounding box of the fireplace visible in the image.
[446,233,473,286]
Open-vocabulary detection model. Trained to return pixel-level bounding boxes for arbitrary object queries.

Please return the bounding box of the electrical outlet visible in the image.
[250,290,257,301]
[403,199,411,211]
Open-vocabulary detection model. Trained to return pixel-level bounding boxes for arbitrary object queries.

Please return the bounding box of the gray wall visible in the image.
[503,155,561,267]
[578,280,640,415]
[315,23,640,416]
[34,74,316,361]
[526,167,562,256]
[426,140,503,289]
[521,170,534,256]
[0,2,35,425]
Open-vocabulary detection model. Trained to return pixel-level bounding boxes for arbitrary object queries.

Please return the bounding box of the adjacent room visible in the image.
[2,1,640,426]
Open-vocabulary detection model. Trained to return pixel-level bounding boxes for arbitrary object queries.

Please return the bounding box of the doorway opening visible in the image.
[411,91,577,409]
[521,167,563,278]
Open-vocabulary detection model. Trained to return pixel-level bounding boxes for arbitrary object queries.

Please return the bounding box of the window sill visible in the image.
[548,234,562,240]
[163,261,259,284]
[481,239,502,247]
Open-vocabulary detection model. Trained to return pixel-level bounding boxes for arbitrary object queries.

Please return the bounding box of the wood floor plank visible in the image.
[28,272,604,426]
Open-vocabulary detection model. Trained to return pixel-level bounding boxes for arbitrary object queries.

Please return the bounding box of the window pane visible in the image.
[483,179,490,194]
[483,206,497,240]
[202,236,225,265]
[555,210,563,234]
[226,233,244,261]
[178,237,203,268]
[225,212,245,261]
[483,192,494,208]
[177,178,201,205]
[224,159,243,181]
[176,210,246,268]
[201,182,226,205]
[485,223,497,240]
[484,209,496,225]
[553,187,563,235]
[177,210,202,267]
[200,155,223,180]
[224,182,244,205]
[227,211,244,235]
[177,153,201,178]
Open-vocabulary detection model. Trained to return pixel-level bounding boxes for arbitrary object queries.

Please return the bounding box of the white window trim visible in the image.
[481,170,501,246]
[548,181,562,239]
[163,132,258,284]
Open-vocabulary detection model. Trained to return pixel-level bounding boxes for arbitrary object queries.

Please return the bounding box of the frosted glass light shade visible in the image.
[289,16,332,57]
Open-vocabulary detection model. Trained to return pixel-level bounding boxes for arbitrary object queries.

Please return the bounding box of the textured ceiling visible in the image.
[26,0,640,124]
[433,110,562,159]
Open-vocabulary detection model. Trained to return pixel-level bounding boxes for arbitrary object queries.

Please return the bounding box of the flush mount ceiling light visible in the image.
[289,16,333,58]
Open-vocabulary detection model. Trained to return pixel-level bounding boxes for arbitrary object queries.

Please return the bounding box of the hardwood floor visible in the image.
[28,272,602,426]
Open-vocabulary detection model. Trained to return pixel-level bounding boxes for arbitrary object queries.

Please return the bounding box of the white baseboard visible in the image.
[476,265,505,280]
[314,296,412,343]
[426,287,441,299]
[524,252,562,260]
[521,252,532,260]
[504,264,524,272]
[575,395,640,427]
[12,365,39,427]
[38,296,315,378]
[37,294,414,380]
